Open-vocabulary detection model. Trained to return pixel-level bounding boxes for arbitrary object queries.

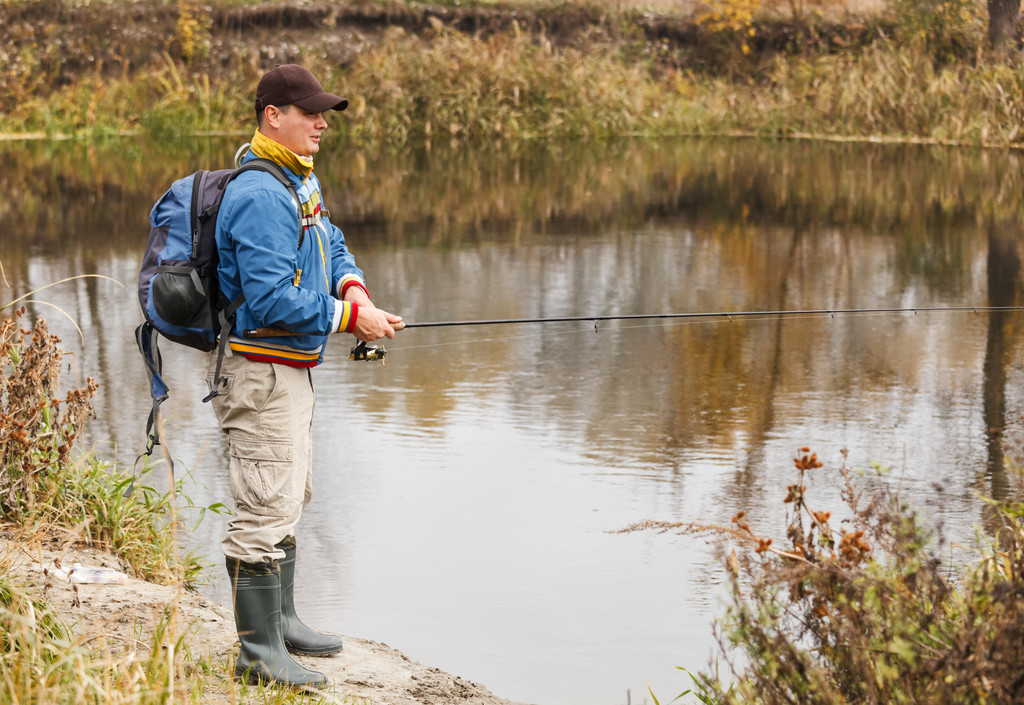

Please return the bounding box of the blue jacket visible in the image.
[216,151,365,367]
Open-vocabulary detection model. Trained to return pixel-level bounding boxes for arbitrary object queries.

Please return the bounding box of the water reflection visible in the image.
[1,136,1022,705]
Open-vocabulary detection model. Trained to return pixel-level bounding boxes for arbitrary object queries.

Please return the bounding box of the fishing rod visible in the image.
[242,305,1024,364]
[385,305,1024,329]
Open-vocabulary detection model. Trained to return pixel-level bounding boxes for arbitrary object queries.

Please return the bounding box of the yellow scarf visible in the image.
[249,129,314,178]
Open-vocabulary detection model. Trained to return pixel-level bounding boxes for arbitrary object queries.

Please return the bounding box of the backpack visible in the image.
[133,149,303,490]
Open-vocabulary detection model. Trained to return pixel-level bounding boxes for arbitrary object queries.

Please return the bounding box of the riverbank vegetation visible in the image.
[1,0,1022,149]
[0,306,201,586]
[628,447,1024,704]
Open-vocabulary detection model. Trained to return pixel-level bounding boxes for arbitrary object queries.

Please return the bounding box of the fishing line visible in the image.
[384,312,740,355]
[382,319,681,355]
[394,305,1022,329]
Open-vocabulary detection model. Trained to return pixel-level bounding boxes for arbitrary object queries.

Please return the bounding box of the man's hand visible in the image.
[352,306,401,342]
[345,287,401,342]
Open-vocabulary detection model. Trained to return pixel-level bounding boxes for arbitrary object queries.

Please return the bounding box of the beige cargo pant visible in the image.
[208,353,314,565]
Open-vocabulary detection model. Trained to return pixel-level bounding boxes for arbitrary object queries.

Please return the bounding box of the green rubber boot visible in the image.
[225,558,328,688]
[277,539,344,656]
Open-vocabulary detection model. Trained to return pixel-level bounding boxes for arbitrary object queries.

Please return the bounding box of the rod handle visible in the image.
[242,327,293,338]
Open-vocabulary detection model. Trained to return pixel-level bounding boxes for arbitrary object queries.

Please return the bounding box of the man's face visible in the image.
[268,105,329,157]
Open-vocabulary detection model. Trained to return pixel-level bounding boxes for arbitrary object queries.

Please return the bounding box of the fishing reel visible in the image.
[350,340,387,365]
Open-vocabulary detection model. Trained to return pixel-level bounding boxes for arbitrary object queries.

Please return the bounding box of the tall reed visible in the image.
[0,307,210,586]
[332,21,665,144]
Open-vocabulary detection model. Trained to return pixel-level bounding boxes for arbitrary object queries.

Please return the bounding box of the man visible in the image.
[209,64,401,688]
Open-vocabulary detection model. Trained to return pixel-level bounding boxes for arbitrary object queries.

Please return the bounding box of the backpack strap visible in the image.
[129,321,171,497]
[203,293,245,403]
[219,158,304,250]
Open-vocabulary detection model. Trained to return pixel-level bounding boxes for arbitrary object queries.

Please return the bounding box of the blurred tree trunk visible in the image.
[988,0,1021,52]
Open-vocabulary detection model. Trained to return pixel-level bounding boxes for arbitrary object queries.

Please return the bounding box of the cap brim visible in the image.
[293,92,349,112]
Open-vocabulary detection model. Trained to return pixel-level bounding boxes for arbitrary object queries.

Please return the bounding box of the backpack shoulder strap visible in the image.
[223,158,305,250]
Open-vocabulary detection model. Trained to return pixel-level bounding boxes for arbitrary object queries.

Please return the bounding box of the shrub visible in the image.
[886,0,985,62]
[630,447,1024,704]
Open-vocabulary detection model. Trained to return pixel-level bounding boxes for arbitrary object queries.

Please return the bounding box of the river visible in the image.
[2,136,1022,705]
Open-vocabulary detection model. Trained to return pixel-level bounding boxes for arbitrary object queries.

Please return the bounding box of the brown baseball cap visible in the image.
[255,64,348,116]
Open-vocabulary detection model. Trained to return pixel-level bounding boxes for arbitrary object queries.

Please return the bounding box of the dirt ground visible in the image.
[2,536,526,705]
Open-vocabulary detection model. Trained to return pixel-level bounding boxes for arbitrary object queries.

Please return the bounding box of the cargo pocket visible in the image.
[228,437,301,517]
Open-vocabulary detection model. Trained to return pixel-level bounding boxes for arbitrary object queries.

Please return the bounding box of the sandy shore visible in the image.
[3,537,528,705]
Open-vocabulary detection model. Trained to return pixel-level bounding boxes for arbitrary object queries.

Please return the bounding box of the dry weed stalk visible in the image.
[634,446,1024,705]
[0,307,98,517]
